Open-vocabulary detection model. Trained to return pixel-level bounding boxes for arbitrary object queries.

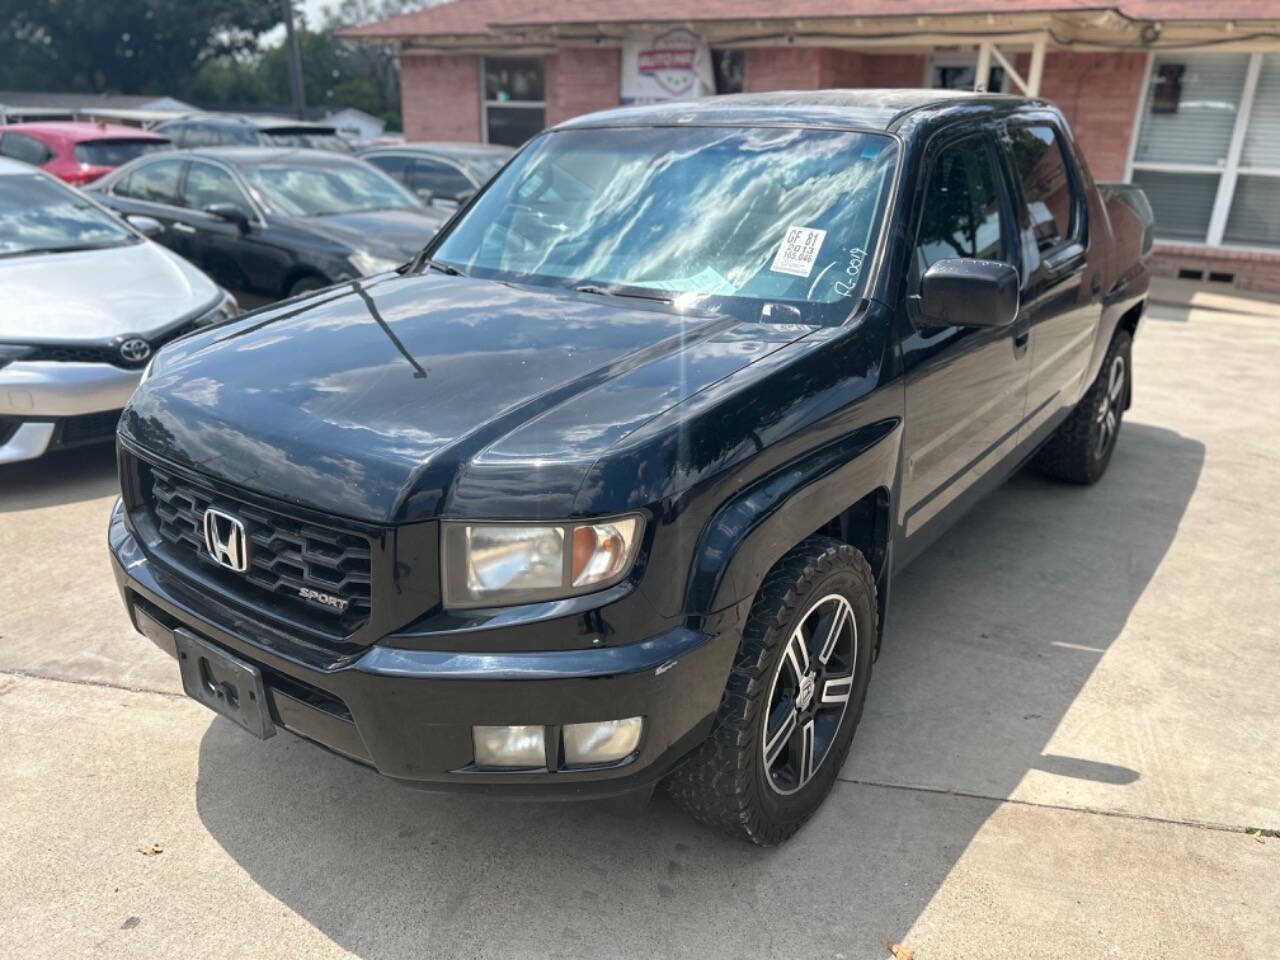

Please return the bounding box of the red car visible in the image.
[0,121,171,186]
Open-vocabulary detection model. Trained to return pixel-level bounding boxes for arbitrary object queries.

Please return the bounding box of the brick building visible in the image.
[345,1,1280,291]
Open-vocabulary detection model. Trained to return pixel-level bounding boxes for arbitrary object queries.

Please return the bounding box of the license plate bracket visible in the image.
[174,630,275,740]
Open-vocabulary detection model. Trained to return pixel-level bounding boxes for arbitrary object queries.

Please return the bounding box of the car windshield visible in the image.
[242,161,420,216]
[73,139,170,167]
[432,126,898,323]
[0,173,135,257]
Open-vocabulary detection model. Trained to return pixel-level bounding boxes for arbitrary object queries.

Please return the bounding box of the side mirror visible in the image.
[414,187,435,205]
[915,258,1020,329]
[205,202,250,233]
[125,214,164,238]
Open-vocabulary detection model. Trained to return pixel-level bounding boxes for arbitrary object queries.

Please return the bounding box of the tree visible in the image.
[0,0,282,96]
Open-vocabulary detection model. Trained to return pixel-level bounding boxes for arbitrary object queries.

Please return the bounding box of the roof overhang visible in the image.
[346,7,1280,56]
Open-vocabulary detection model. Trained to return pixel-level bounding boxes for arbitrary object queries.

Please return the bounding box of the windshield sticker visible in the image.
[771,226,827,278]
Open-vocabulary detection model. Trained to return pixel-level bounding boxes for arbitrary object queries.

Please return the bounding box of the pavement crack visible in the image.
[835,775,1273,837]
[0,668,185,700]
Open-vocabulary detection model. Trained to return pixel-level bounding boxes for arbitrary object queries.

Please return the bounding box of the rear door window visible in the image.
[364,153,410,184]
[0,132,52,166]
[115,157,184,205]
[916,135,1006,272]
[1006,125,1080,253]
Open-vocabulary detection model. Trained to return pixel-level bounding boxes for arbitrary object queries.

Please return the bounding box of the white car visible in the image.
[0,157,236,464]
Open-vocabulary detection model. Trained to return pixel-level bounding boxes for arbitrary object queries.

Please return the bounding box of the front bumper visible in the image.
[109,501,736,800]
[0,361,139,463]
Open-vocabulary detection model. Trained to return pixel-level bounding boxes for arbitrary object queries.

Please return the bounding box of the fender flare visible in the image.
[685,418,902,629]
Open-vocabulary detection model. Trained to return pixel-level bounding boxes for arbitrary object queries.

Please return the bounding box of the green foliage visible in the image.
[0,0,282,96]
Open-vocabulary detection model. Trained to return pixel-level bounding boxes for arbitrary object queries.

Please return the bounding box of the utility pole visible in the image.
[282,0,306,119]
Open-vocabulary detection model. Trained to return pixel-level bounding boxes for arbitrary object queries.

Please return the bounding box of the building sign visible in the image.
[621,28,715,103]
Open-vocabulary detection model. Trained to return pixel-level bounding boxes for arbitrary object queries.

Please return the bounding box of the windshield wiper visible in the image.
[573,283,672,304]
[422,257,462,276]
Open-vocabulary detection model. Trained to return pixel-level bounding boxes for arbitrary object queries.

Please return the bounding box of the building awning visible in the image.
[342,0,1280,56]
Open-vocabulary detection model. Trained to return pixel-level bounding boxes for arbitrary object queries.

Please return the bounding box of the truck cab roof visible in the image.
[555,88,1053,135]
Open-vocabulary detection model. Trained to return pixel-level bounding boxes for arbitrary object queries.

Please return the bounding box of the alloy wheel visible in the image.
[1094,354,1126,458]
[761,593,857,795]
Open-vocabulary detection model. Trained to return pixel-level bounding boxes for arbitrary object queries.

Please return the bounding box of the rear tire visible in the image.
[666,537,876,845]
[1036,329,1132,485]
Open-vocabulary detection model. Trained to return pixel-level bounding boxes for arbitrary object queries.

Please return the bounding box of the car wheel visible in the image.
[666,537,876,845]
[287,275,327,298]
[1036,328,1132,485]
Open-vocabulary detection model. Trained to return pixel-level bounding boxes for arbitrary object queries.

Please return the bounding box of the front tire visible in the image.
[666,538,876,845]
[1036,328,1132,484]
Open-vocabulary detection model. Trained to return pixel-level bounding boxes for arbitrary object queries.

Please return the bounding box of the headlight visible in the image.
[193,289,240,328]
[348,251,403,277]
[441,516,642,609]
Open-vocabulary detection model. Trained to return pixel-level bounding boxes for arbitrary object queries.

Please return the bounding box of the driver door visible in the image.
[174,160,271,301]
[899,128,1030,552]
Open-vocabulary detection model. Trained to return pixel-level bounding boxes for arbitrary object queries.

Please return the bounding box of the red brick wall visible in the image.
[747,48,928,91]
[400,54,481,142]
[545,47,621,127]
[1032,51,1147,182]
[745,48,826,90]
[1150,243,1280,295]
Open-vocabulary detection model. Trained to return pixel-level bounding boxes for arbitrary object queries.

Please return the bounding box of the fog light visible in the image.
[473,725,545,767]
[563,717,643,765]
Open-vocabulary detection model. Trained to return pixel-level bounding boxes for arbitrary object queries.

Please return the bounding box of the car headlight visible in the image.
[193,289,240,328]
[348,251,404,277]
[441,516,643,609]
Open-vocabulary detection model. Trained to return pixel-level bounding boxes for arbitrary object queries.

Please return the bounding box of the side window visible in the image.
[222,123,258,145]
[181,162,252,216]
[115,158,184,204]
[410,158,473,200]
[0,132,52,166]
[916,136,1005,272]
[365,154,410,185]
[1007,125,1078,253]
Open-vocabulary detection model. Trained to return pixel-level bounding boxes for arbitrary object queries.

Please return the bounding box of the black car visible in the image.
[89,148,447,303]
[154,114,352,153]
[109,91,1152,844]
[359,141,513,206]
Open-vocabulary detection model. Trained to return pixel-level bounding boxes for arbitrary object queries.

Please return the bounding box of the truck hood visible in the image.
[0,240,219,341]
[121,272,812,523]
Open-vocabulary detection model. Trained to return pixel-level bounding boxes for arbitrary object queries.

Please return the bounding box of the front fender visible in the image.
[687,417,901,621]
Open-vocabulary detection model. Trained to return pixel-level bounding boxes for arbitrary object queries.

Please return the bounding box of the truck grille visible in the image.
[145,465,373,634]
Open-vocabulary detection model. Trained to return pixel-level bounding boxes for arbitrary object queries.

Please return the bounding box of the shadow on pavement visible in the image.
[0,442,118,512]
[194,422,1203,959]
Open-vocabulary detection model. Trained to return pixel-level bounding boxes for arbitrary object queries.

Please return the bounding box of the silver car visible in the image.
[0,157,236,464]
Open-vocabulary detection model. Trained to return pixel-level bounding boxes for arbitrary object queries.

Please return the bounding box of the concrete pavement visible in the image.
[2,299,1278,959]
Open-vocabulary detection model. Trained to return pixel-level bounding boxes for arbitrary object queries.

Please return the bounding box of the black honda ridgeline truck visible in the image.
[109,91,1153,844]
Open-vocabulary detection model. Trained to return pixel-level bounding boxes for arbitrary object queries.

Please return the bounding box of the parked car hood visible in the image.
[295,208,447,263]
[0,240,219,341]
[121,272,814,523]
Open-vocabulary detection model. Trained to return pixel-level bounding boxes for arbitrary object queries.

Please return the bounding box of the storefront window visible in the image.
[712,50,745,95]
[1129,52,1280,250]
[483,57,545,147]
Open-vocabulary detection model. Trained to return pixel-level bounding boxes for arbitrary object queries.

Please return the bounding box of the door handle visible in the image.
[171,222,196,235]
[1090,274,1102,297]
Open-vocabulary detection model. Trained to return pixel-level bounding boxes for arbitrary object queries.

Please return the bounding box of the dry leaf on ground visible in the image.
[137,843,163,856]
[884,939,915,960]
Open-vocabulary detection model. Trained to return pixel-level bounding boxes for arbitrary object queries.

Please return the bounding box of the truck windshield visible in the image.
[432,126,897,324]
